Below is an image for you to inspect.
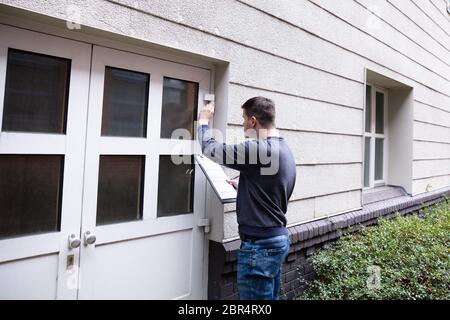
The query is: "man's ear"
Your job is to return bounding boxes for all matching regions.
[251,116,257,128]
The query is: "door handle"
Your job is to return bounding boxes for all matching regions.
[68,233,81,249]
[83,231,97,246]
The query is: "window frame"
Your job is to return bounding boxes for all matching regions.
[363,83,389,189]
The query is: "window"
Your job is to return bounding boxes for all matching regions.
[363,84,388,188]
[0,155,64,239]
[2,48,71,134]
[160,77,199,139]
[101,66,149,137]
[157,155,195,217]
[96,155,145,225]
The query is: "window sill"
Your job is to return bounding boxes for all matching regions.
[362,185,408,206]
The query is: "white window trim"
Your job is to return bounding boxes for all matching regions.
[363,83,389,190]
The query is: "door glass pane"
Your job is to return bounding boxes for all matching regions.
[96,155,145,225]
[365,85,371,133]
[157,155,194,217]
[160,77,199,139]
[0,155,63,239]
[2,48,71,134]
[375,91,384,134]
[101,67,149,137]
[375,138,384,180]
[364,137,371,187]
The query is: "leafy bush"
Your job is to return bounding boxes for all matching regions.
[298,196,450,300]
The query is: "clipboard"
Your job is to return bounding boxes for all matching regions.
[195,154,237,204]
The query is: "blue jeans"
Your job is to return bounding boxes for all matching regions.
[237,234,290,300]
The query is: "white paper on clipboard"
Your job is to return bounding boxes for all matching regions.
[195,154,237,204]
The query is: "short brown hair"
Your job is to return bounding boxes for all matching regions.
[241,96,276,128]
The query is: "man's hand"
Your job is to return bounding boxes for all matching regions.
[198,101,215,126]
[226,177,239,190]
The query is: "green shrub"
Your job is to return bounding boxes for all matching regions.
[298,196,450,300]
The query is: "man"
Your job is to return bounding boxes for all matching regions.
[197,96,296,300]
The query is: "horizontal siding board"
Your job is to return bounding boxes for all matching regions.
[227,47,364,108]
[411,0,450,36]
[429,0,450,22]
[111,0,367,83]
[414,101,450,128]
[241,0,450,96]
[414,86,450,113]
[225,126,362,165]
[413,121,450,144]
[311,0,450,80]
[357,0,450,65]
[315,190,361,218]
[283,131,362,165]
[412,175,450,194]
[387,0,450,49]
[387,0,450,65]
[228,83,363,135]
[287,198,316,226]
[291,163,362,201]
[413,159,450,179]
[413,140,450,159]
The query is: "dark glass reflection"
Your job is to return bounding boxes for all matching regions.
[157,155,194,217]
[375,138,384,180]
[96,155,145,225]
[2,49,71,134]
[160,77,198,139]
[375,92,384,134]
[0,155,64,239]
[101,67,149,137]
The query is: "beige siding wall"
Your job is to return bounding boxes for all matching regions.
[2,0,449,240]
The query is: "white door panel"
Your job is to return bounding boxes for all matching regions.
[0,25,91,299]
[78,45,209,299]
[82,230,193,299]
[0,254,59,300]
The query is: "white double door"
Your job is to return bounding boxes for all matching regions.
[0,25,210,299]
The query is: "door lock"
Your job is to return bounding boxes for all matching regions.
[83,231,97,246]
[68,233,81,249]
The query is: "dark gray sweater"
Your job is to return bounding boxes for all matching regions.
[198,124,296,239]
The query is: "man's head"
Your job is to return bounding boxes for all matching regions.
[241,96,276,138]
